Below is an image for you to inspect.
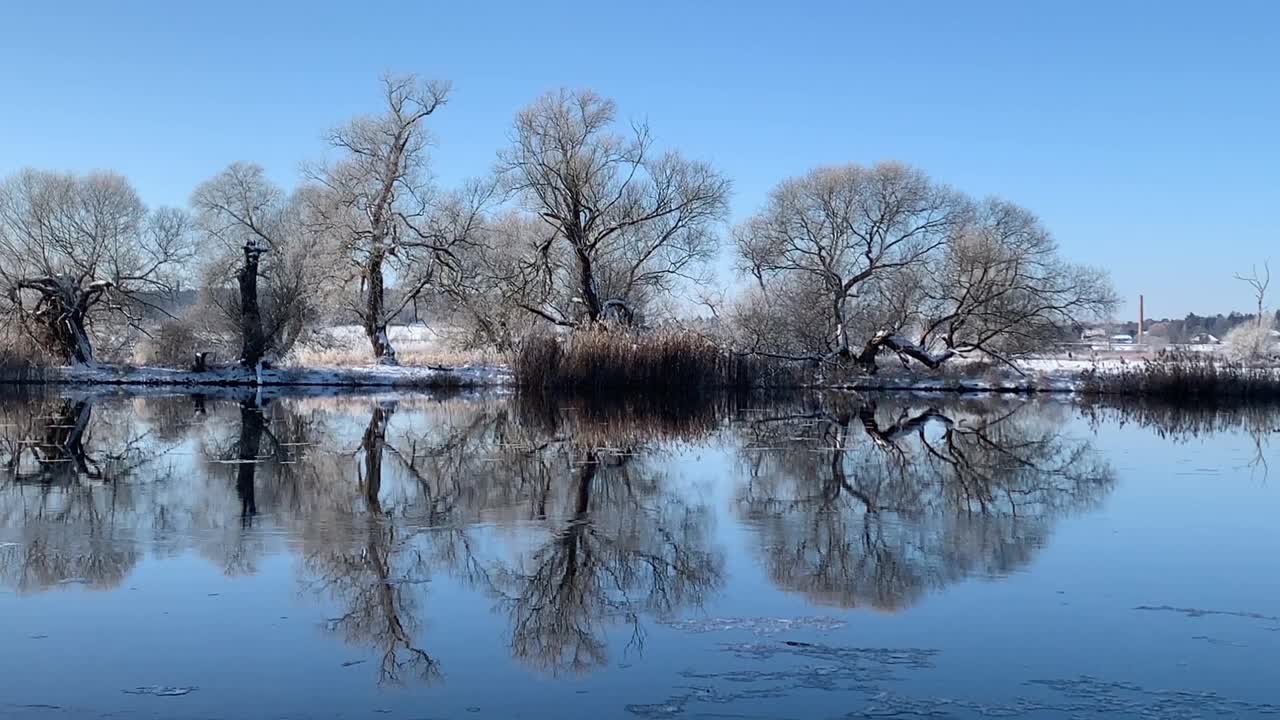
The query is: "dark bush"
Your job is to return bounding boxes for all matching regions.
[0,336,50,383]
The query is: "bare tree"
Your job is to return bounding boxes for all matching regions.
[192,163,331,367]
[1235,261,1271,327]
[0,169,194,364]
[737,398,1114,609]
[442,210,547,351]
[857,198,1117,372]
[734,162,968,362]
[734,164,1116,373]
[497,89,730,327]
[304,73,455,364]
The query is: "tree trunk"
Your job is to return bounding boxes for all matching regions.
[831,295,851,359]
[361,401,396,514]
[575,248,602,323]
[364,252,398,365]
[236,400,264,521]
[238,243,267,368]
[62,312,95,365]
[14,277,100,364]
[44,301,94,364]
[857,330,956,374]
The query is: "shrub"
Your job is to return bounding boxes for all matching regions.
[137,318,221,369]
[1224,322,1280,364]
[0,335,50,382]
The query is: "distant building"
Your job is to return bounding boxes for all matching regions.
[1189,333,1220,344]
[1109,334,1135,344]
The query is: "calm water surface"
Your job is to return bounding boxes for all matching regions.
[0,391,1277,719]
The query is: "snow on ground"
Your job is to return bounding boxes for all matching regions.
[288,324,491,367]
[51,361,510,388]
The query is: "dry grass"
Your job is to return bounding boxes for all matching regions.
[285,325,497,368]
[514,327,774,392]
[288,345,496,368]
[0,336,50,383]
[514,391,738,446]
[1079,351,1280,402]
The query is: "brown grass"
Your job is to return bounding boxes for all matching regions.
[0,337,50,383]
[1079,351,1280,402]
[514,327,776,392]
[287,345,495,368]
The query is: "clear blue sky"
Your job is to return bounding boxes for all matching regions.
[2,0,1276,318]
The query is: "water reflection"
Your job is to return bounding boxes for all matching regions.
[5,390,1261,687]
[737,397,1115,609]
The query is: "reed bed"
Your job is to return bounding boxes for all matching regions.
[1079,352,1280,402]
[514,327,781,392]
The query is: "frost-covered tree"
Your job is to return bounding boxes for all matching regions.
[734,162,968,362]
[192,162,333,367]
[497,89,730,327]
[734,163,1116,373]
[0,169,194,364]
[304,74,466,364]
[1224,321,1279,363]
[857,198,1117,371]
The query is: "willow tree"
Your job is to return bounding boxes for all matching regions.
[735,162,967,361]
[192,162,331,367]
[858,198,1117,371]
[497,89,730,327]
[734,163,1115,373]
[0,169,194,364]
[305,74,455,364]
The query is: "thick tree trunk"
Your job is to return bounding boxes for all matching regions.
[62,313,95,365]
[236,400,264,521]
[361,401,396,514]
[575,249,602,323]
[238,243,267,368]
[364,252,398,365]
[857,330,956,374]
[15,276,106,364]
[831,296,851,359]
[35,304,95,364]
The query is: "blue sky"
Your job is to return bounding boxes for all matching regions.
[2,0,1276,317]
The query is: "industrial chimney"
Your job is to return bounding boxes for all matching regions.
[1138,294,1144,346]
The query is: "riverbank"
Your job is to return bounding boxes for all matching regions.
[30,362,512,388]
[5,353,1278,401]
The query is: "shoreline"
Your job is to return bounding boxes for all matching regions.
[1,360,1275,401]
[4,363,514,389]
[1,362,1084,395]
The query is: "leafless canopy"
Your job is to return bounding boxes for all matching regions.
[884,198,1118,371]
[733,162,1116,372]
[304,73,475,363]
[496,89,730,327]
[734,162,968,360]
[192,162,332,365]
[0,169,195,363]
[1234,261,1271,327]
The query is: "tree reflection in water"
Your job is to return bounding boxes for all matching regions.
[738,396,1116,609]
[0,395,178,592]
[6,390,1248,684]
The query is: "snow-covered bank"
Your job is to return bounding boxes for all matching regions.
[831,373,1080,394]
[45,362,511,388]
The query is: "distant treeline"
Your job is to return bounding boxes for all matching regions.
[1110,311,1280,343]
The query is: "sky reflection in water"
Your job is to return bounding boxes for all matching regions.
[0,391,1277,719]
